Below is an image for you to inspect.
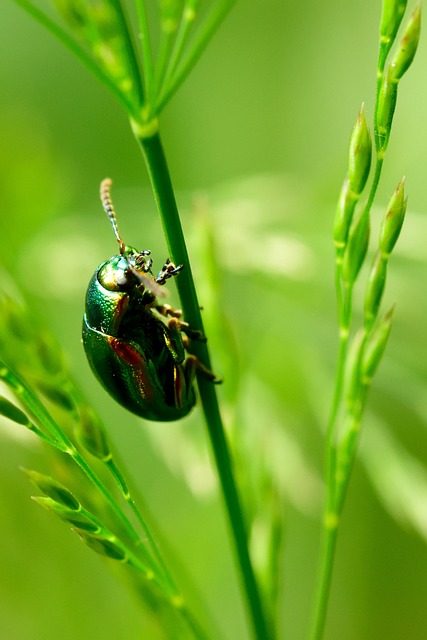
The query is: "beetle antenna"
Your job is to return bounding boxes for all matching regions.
[100,178,126,255]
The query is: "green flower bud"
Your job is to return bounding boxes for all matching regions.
[0,396,29,426]
[389,4,421,82]
[333,177,358,247]
[375,71,398,152]
[379,177,407,256]
[364,252,388,324]
[342,210,370,285]
[75,406,111,461]
[77,532,127,561]
[23,469,80,511]
[380,0,408,45]
[348,104,372,196]
[362,307,394,381]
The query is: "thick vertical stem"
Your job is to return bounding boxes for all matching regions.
[136,130,271,640]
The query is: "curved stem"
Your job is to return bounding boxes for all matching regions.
[136,130,271,640]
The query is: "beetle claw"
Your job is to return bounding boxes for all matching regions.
[185,355,222,384]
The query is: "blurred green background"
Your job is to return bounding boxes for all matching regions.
[1,1,427,639]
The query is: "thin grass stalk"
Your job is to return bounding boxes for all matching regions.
[136,129,271,640]
[135,0,154,95]
[158,1,197,103]
[155,0,235,112]
[110,0,145,107]
[13,0,137,116]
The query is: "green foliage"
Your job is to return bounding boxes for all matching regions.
[1,1,426,640]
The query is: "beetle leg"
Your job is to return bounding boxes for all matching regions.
[159,317,186,364]
[156,259,184,285]
[184,355,222,384]
[155,303,182,319]
[166,317,207,343]
[155,305,207,342]
[165,319,220,383]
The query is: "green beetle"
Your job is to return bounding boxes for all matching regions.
[82,178,217,421]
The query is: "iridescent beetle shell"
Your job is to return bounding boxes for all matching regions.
[82,179,216,421]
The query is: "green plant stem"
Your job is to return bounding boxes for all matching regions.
[136,130,271,640]
[310,514,339,640]
[310,283,351,640]
[311,150,386,639]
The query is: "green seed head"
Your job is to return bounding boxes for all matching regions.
[362,307,394,381]
[32,496,100,533]
[24,470,80,511]
[77,532,127,561]
[364,253,388,325]
[0,396,29,426]
[343,210,370,285]
[75,406,111,461]
[375,71,398,152]
[348,104,372,196]
[379,177,407,256]
[333,177,358,247]
[389,4,421,82]
[380,0,408,44]
[345,330,365,408]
